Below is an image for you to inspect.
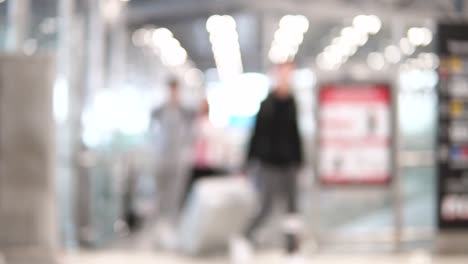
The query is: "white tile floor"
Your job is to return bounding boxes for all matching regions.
[62,250,468,264]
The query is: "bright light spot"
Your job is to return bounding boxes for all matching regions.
[385,45,402,64]
[269,45,290,64]
[184,68,205,87]
[279,15,296,30]
[316,52,341,70]
[0,0,5,3]
[206,15,222,32]
[352,14,381,35]
[421,28,433,46]
[407,58,424,69]
[207,15,243,80]
[155,37,181,51]
[353,15,369,33]
[279,15,309,33]
[206,73,270,127]
[408,27,432,47]
[332,37,341,45]
[274,29,304,46]
[81,88,152,147]
[161,46,187,66]
[294,68,316,88]
[102,0,122,22]
[367,15,382,34]
[418,52,440,69]
[400,37,415,55]
[148,27,189,67]
[206,15,236,33]
[296,15,310,33]
[152,28,173,43]
[341,27,362,46]
[408,27,424,46]
[367,52,385,70]
[358,33,368,46]
[132,28,150,46]
[223,15,237,30]
[269,14,309,63]
[53,77,69,123]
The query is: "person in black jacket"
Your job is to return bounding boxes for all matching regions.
[244,62,303,252]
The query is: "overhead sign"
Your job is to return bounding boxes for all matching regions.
[437,23,468,229]
[318,84,392,185]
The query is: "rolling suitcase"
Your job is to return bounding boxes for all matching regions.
[177,176,257,255]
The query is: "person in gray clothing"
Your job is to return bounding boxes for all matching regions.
[150,79,194,243]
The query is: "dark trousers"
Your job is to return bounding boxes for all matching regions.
[245,162,298,239]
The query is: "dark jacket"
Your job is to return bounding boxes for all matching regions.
[247,92,303,167]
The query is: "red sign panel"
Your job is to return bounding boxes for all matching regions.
[318,84,392,185]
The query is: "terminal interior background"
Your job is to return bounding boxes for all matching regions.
[0,0,467,263]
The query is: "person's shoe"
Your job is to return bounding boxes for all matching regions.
[229,236,254,264]
[282,215,303,254]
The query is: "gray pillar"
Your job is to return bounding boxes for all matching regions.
[6,0,31,52]
[390,17,404,252]
[87,0,106,95]
[108,6,128,90]
[0,55,57,264]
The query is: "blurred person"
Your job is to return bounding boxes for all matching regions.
[149,78,195,248]
[181,98,232,208]
[234,62,304,258]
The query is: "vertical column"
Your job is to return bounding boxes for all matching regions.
[87,0,106,95]
[0,55,57,264]
[108,2,128,90]
[391,16,404,252]
[76,0,108,245]
[56,0,79,249]
[6,0,31,52]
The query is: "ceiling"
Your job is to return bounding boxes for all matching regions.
[126,0,465,72]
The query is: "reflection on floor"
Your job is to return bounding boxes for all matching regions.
[63,251,468,264]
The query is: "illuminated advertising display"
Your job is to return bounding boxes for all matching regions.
[318,84,392,185]
[437,23,468,229]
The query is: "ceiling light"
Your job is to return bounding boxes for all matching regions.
[162,46,187,67]
[206,15,222,33]
[352,15,381,35]
[296,15,310,33]
[152,28,173,43]
[418,52,440,69]
[385,45,402,64]
[367,15,382,35]
[132,28,149,46]
[408,27,425,46]
[269,46,290,64]
[341,27,361,46]
[400,37,415,55]
[207,14,243,80]
[352,15,369,33]
[269,14,308,63]
[421,28,433,46]
[316,52,340,70]
[368,52,385,70]
[279,15,309,33]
